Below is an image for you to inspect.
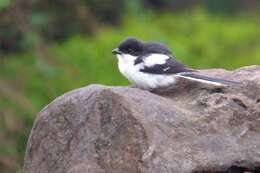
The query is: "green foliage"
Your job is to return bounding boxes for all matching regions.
[0,10,259,172]
[0,0,10,9]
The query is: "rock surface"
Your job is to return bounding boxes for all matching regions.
[23,66,260,173]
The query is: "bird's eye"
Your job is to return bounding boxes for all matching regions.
[128,48,133,53]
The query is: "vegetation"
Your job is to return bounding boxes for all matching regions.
[0,9,259,173]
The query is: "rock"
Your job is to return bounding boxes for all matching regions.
[23,65,260,173]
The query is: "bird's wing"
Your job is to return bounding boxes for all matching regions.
[139,54,192,74]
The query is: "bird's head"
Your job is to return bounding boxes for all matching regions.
[112,37,172,60]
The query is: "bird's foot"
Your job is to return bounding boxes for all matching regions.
[129,84,139,88]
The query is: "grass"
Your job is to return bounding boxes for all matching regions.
[0,9,259,173]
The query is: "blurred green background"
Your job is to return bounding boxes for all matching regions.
[0,0,259,172]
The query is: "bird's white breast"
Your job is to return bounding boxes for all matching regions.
[116,54,176,89]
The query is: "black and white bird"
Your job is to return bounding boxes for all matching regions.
[112,37,238,90]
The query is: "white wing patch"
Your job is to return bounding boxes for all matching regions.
[144,54,169,67]
[163,67,170,71]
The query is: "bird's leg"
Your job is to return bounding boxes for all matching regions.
[129,84,139,88]
[129,84,154,92]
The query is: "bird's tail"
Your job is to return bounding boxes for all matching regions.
[175,72,240,86]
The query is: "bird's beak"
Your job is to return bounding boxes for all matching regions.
[112,48,122,55]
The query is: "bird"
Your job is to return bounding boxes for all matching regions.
[112,37,239,90]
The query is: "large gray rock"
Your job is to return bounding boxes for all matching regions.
[23,66,260,173]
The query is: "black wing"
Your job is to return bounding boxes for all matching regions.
[140,56,193,74]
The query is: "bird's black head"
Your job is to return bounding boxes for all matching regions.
[112,37,172,57]
[112,37,143,56]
